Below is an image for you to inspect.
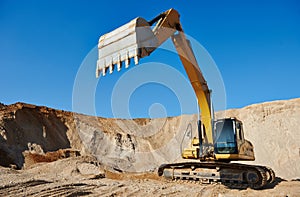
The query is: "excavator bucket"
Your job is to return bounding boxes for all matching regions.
[96,17,158,77]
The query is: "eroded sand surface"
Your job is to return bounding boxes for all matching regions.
[0,158,299,197]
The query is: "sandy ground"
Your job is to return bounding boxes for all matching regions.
[0,157,300,197]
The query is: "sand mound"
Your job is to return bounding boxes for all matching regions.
[0,98,299,180]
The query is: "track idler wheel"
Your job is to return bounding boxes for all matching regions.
[246,167,267,189]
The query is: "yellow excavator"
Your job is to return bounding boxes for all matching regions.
[96,8,275,189]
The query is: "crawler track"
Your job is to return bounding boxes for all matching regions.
[158,162,275,189]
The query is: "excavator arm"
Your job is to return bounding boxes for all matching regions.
[96,9,214,154]
[171,32,213,147]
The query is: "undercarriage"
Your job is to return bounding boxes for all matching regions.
[158,162,275,189]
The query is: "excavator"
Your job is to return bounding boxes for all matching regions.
[95,8,275,189]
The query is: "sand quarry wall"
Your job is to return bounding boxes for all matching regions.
[0,98,299,180]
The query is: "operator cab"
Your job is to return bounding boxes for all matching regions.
[214,118,244,154]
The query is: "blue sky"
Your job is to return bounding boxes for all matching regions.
[1,1,299,118]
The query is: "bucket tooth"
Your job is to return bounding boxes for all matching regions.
[117,61,122,71]
[125,53,130,68]
[96,69,100,78]
[102,68,106,76]
[125,58,130,68]
[117,55,122,71]
[134,55,139,65]
[96,63,101,78]
[109,65,114,74]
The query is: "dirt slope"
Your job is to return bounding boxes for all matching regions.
[0,103,84,168]
[0,98,300,181]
